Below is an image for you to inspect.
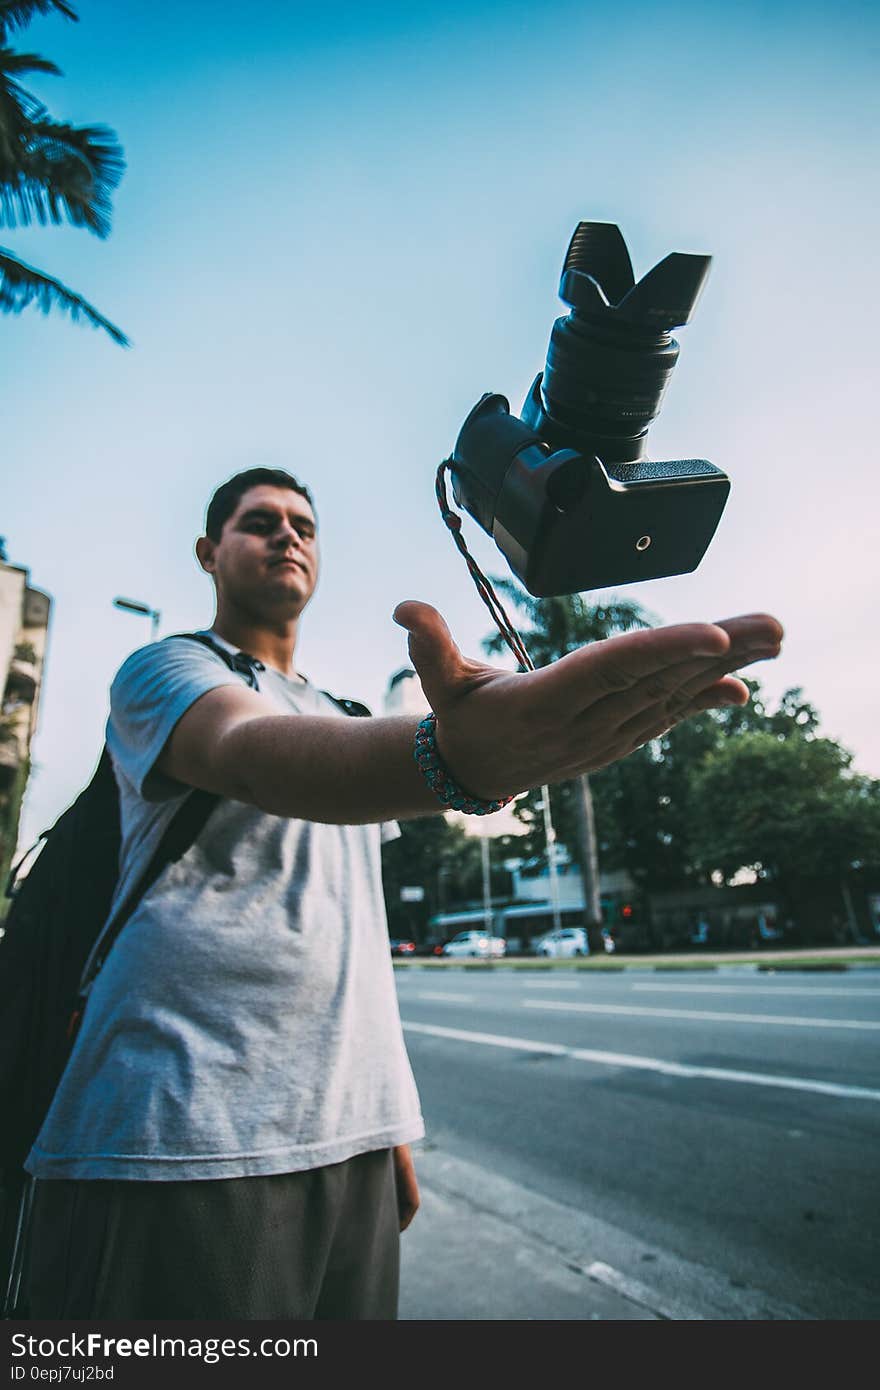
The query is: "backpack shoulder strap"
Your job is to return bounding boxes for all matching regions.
[170,632,263,690]
[6,832,49,899]
[322,693,372,718]
[178,633,369,718]
[81,634,262,988]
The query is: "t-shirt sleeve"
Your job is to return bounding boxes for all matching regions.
[106,638,249,802]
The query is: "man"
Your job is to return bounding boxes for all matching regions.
[23,467,783,1319]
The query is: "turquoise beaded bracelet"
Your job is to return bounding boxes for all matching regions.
[413,714,515,816]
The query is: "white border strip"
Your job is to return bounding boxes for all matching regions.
[402,1020,880,1102]
[632,984,880,998]
[523,999,880,1030]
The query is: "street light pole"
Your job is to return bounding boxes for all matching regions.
[540,784,562,932]
[481,834,492,936]
[113,596,161,642]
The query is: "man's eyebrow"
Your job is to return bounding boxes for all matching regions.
[238,506,316,529]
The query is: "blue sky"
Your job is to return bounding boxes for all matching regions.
[4,0,879,846]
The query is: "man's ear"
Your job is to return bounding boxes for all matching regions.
[195,535,216,575]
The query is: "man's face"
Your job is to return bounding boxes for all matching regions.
[200,484,319,617]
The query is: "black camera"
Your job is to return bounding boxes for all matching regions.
[450,222,730,597]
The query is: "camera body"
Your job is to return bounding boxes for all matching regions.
[450,222,730,597]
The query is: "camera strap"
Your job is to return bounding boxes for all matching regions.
[435,459,534,672]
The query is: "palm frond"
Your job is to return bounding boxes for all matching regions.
[0,3,77,39]
[0,54,59,172]
[0,244,128,343]
[487,575,545,623]
[0,47,61,77]
[0,58,50,139]
[482,575,656,666]
[0,118,124,233]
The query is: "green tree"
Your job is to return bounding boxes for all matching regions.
[483,580,654,944]
[688,732,880,929]
[590,681,823,893]
[0,0,127,342]
[0,749,29,917]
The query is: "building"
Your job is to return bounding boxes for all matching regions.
[507,853,636,910]
[0,555,52,893]
[383,667,430,717]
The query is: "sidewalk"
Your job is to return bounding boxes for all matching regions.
[399,1147,659,1321]
[399,1147,800,1321]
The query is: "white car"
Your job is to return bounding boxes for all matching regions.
[533,927,589,958]
[441,930,506,959]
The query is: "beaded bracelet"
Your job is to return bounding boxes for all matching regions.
[413,713,515,816]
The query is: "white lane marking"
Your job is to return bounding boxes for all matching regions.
[518,978,581,988]
[401,1021,880,1102]
[632,983,880,998]
[523,1000,880,1031]
[583,1261,670,1315]
[415,991,475,1004]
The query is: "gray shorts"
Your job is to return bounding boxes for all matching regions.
[24,1148,400,1320]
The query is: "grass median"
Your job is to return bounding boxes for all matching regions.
[392,948,880,972]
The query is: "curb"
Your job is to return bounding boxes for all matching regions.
[394,955,880,973]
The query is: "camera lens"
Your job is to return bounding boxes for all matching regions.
[541,312,679,463]
[531,223,710,465]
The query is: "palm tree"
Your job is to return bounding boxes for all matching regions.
[0,0,128,343]
[484,580,655,943]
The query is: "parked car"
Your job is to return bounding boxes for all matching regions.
[532,927,589,959]
[441,930,506,959]
[389,939,416,957]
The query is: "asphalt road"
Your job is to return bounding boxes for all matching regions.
[395,966,880,1319]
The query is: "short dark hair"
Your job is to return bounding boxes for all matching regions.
[205,468,316,542]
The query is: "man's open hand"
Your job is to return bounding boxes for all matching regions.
[393,602,784,802]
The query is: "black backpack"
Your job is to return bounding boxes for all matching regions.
[0,633,368,1315]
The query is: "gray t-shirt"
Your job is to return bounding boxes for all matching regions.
[26,633,424,1181]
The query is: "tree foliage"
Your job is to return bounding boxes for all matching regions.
[0,0,128,341]
[587,681,824,891]
[480,571,869,905]
[689,733,880,889]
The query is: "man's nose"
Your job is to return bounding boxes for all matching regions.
[273,524,303,551]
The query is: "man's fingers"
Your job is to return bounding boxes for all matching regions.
[392,1143,420,1232]
[567,677,750,775]
[536,622,731,716]
[399,1199,419,1232]
[392,601,475,712]
[613,675,750,751]
[393,599,451,646]
[535,613,782,721]
[564,675,748,775]
[713,613,785,649]
[597,617,782,732]
[576,642,765,731]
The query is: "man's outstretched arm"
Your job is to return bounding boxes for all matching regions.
[156,603,783,824]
